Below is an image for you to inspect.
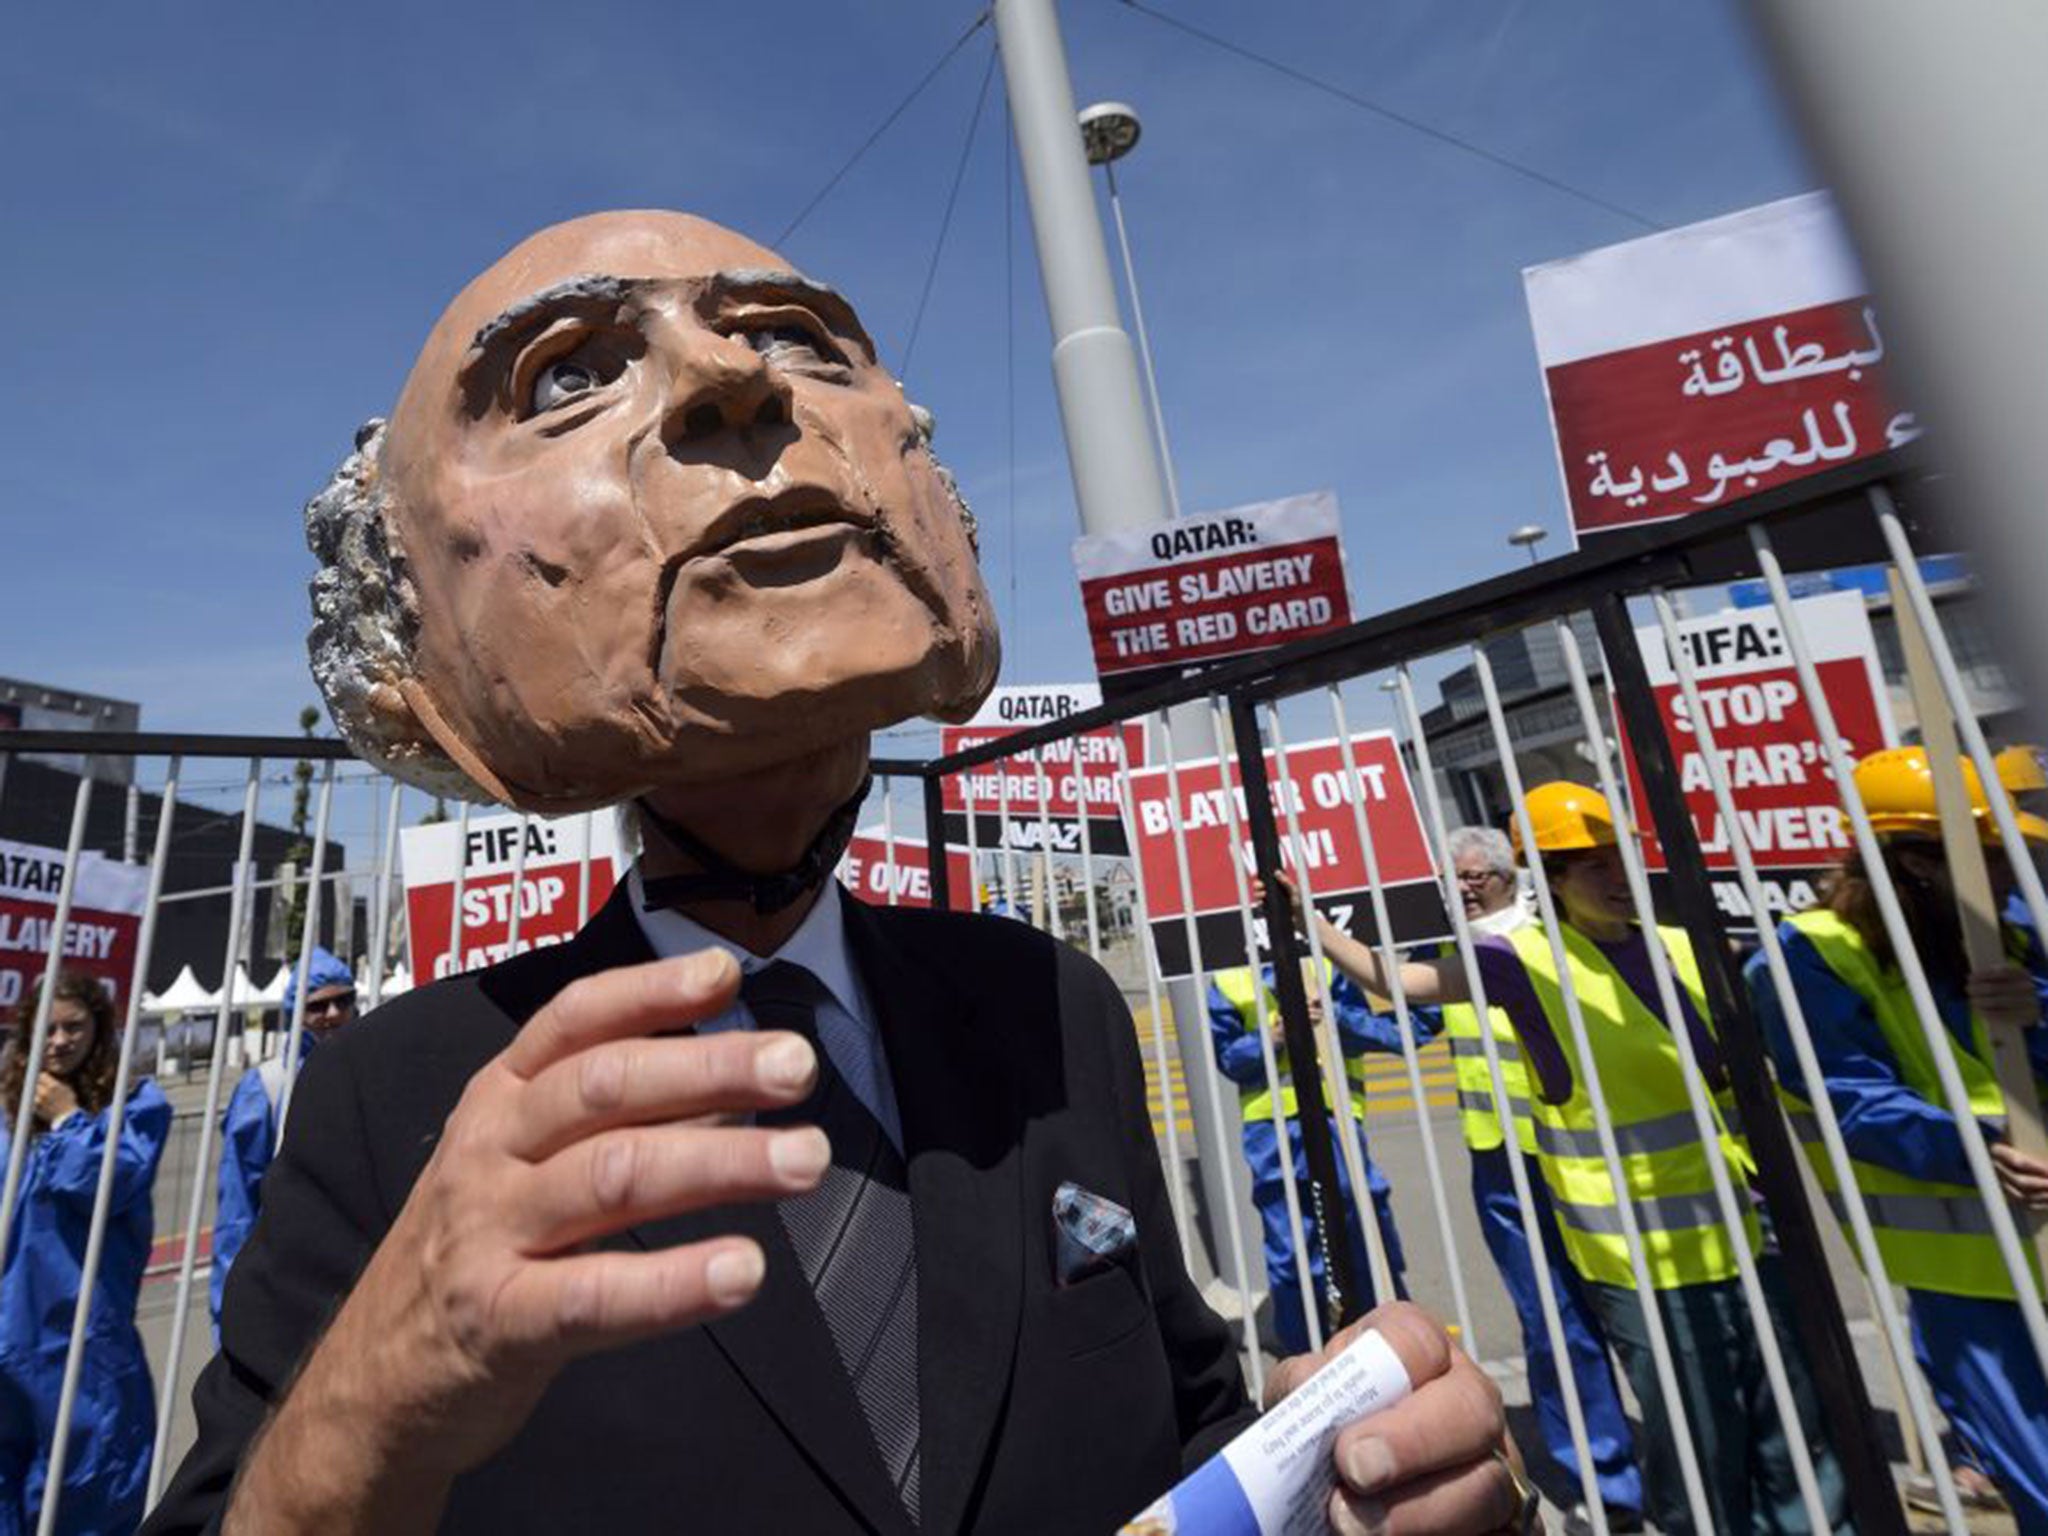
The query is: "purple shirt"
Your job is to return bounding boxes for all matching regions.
[1472,929,1725,1105]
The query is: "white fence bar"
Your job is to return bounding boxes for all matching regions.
[1753,525,2048,1373]
[1030,749,1065,940]
[365,780,404,1007]
[881,776,899,909]
[0,772,95,1261]
[575,808,594,928]
[274,762,337,1142]
[150,756,264,1502]
[1394,668,1612,1531]
[1475,647,1715,1533]
[1156,710,1266,1396]
[445,801,472,981]
[38,758,182,1536]
[1327,683,1478,1353]
[1070,741,1102,956]
[996,754,1021,923]
[1208,697,1326,1352]
[1262,702,1396,1310]
[961,762,984,914]
[503,812,534,954]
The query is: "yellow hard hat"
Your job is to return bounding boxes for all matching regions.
[1853,745,2048,847]
[1514,781,1618,855]
[1996,744,2048,795]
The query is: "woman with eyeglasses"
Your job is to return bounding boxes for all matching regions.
[211,947,357,1330]
[0,969,170,1535]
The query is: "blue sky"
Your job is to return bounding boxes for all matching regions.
[2,0,1813,828]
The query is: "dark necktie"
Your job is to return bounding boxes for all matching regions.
[747,962,922,1523]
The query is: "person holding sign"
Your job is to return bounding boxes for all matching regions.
[210,947,358,1331]
[1206,957,1426,1353]
[1749,746,2048,1531]
[146,210,1526,1536]
[1280,783,1848,1535]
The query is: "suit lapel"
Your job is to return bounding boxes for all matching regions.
[845,900,1025,1536]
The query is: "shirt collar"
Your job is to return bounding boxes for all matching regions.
[628,866,869,1026]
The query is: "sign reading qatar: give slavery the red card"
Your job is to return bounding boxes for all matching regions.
[1072,492,1352,695]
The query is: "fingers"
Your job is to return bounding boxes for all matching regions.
[1331,1347,1503,1506]
[501,951,742,1080]
[1327,1450,1520,1536]
[507,1029,818,1161]
[487,1237,770,1363]
[1991,1142,2048,1207]
[1263,1301,1452,1409]
[518,1122,830,1252]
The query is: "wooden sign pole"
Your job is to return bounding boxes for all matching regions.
[1891,571,2048,1263]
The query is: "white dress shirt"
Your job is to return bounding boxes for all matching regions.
[629,868,903,1151]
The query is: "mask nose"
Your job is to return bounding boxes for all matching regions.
[659,329,795,447]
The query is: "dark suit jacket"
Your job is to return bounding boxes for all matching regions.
[146,889,1253,1533]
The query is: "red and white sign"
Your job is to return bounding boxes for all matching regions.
[1623,591,1896,879]
[1073,492,1352,690]
[1525,192,1919,543]
[837,829,973,911]
[1124,733,1446,977]
[402,812,621,982]
[0,838,147,1017]
[940,684,1145,856]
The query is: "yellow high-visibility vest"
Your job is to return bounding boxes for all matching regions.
[1213,960,1368,1123]
[1507,922,1759,1290]
[1442,941,1537,1156]
[1780,907,2044,1300]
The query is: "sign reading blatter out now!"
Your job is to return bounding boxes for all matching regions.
[1072,492,1353,696]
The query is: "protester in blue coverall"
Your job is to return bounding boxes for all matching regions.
[1207,954,1433,1354]
[1751,747,2048,1533]
[0,969,170,1536]
[210,948,356,1330]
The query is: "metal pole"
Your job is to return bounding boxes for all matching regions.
[445,802,472,981]
[1031,750,1065,940]
[503,813,534,954]
[39,758,182,1536]
[274,763,337,1141]
[881,777,899,909]
[150,757,263,1503]
[1223,694,1359,1336]
[1102,161,1182,520]
[1070,740,1102,955]
[923,774,952,913]
[1592,592,1906,1535]
[366,780,403,1007]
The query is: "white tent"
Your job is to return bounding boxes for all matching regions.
[379,963,414,999]
[253,964,292,1009]
[144,965,217,1015]
[216,963,258,1010]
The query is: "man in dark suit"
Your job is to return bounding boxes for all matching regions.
[145,210,1523,1534]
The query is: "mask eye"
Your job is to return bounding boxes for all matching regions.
[738,320,850,381]
[531,358,600,414]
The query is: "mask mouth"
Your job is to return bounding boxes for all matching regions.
[686,484,871,563]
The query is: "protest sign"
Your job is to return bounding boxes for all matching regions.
[837,829,973,911]
[1073,493,1352,695]
[1525,191,1916,544]
[1623,590,1896,926]
[0,838,147,1016]
[402,812,620,981]
[939,684,1145,856]
[1124,733,1446,978]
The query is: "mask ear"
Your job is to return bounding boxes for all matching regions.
[394,677,521,806]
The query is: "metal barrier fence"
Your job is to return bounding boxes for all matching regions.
[4,446,2043,1532]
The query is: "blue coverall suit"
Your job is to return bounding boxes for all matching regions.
[1207,966,1432,1355]
[212,947,351,1329]
[1751,922,2048,1533]
[0,1079,170,1536]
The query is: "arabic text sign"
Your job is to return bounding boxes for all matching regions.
[1073,493,1352,686]
[1623,591,1895,876]
[0,838,147,1016]
[402,812,620,981]
[1124,733,1447,978]
[837,830,973,911]
[1525,192,1917,542]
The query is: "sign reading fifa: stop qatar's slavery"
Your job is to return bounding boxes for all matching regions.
[1124,733,1447,979]
[939,684,1145,856]
[402,812,622,981]
[1525,192,1919,544]
[837,829,974,911]
[1622,591,1897,926]
[0,838,148,1016]
[1073,493,1352,696]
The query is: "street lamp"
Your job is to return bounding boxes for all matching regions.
[1078,100,1183,518]
[1508,524,1549,565]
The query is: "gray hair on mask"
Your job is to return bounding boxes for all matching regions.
[1446,824,1516,877]
[303,419,494,803]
